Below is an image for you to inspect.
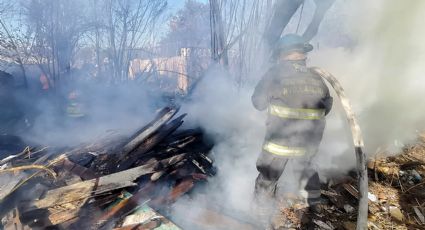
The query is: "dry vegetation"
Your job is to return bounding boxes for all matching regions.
[274,135,425,230]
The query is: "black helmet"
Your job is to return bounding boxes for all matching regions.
[274,34,313,54]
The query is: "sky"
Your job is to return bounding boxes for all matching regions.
[157,0,208,40]
[169,0,208,13]
[169,1,185,12]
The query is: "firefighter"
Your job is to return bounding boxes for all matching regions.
[66,90,86,118]
[252,34,333,226]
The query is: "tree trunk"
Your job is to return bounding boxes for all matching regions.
[209,0,228,67]
[264,0,303,48]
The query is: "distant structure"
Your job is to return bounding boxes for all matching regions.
[129,47,210,93]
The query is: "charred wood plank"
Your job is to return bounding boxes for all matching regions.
[150,159,188,181]
[31,163,158,210]
[94,154,190,228]
[161,135,199,150]
[116,205,182,230]
[61,156,97,180]
[88,107,179,174]
[155,153,187,171]
[160,129,203,146]
[115,114,186,172]
[139,134,208,163]
[66,132,127,158]
[122,107,179,155]
[113,220,161,230]
[68,152,96,167]
[21,154,187,227]
[19,168,151,227]
[137,147,182,163]
[144,153,188,182]
[149,178,195,208]
[94,182,156,229]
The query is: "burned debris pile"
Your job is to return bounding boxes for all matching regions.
[0,106,215,229]
[275,136,425,230]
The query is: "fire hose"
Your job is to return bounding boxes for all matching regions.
[311,67,368,230]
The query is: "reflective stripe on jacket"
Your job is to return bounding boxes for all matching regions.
[269,104,325,120]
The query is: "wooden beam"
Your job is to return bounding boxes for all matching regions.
[33,163,157,210]
[122,107,179,155]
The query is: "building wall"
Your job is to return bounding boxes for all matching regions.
[129,48,210,93]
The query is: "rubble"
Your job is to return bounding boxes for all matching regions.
[389,206,404,222]
[0,106,216,229]
[1,106,424,230]
[413,206,425,224]
[280,135,425,229]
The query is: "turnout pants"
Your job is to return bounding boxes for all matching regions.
[254,150,321,205]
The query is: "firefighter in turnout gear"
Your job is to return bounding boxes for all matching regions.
[252,34,333,226]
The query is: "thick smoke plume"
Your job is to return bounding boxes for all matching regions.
[171,0,425,224]
[311,0,425,168]
[23,83,163,147]
[2,0,425,228]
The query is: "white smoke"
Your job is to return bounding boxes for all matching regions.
[310,0,425,170]
[23,83,161,147]
[183,66,264,212]
[3,0,424,227]
[173,1,425,225]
